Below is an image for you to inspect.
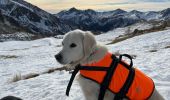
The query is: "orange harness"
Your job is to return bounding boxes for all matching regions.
[66,52,155,100]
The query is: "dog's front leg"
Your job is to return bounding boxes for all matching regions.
[77,74,99,100]
[77,74,128,100]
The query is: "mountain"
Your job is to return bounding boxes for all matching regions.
[0,0,72,36]
[160,8,170,20]
[56,8,133,33]
[0,0,170,39]
[55,8,170,33]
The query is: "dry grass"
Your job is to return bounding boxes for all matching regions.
[42,67,67,74]
[0,55,18,59]
[149,49,158,52]
[9,48,29,51]
[10,66,67,83]
[10,73,22,83]
[165,45,170,49]
[10,73,39,83]
[109,21,169,45]
[23,73,39,79]
[108,35,133,44]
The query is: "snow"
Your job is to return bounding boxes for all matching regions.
[128,22,153,32]
[95,28,127,44]
[0,29,170,100]
[107,29,170,99]
[95,22,153,44]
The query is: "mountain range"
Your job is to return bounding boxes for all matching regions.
[55,7,170,33]
[0,0,170,37]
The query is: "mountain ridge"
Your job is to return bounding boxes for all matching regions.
[55,7,170,32]
[0,0,170,39]
[0,0,73,36]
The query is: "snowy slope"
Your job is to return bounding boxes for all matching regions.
[96,22,154,44]
[0,29,170,100]
[107,29,170,99]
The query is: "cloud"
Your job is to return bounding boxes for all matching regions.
[129,0,170,3]
[25,0,170,13]
[145,0,170,2]
[97,2,134,5]
[96,0,170,6]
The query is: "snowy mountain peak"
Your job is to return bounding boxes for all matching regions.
[68,7,79,12]
[162,8,170,12]
[0,0,72,36]
[161,8,170,18]
[130,10,143,14]
[56,8,170,33]
[84,9,96,14]
[65,7,97,15]
[112,8,127,14]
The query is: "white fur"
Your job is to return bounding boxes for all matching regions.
[56,29,164,100]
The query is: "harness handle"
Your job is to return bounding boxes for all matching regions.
[119,54,133,68]
[114,54,135,100]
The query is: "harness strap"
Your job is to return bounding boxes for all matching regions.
[114,54,135,100]
[114,67,135,100]
[98,55,119,100]
[66,54,135,100]
[66,64,80,96]
[66,65,110,96]
[78,66,109,71]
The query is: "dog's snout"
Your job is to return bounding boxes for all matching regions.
[55,53,62,61]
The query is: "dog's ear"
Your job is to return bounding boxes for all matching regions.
[82,31,96,58]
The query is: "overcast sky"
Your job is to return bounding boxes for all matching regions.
[25,0,170,13]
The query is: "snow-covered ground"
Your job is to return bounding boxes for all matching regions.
[0,29,170,100]
[96,22,154,44]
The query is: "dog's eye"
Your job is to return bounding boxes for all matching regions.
[70,43,77,48]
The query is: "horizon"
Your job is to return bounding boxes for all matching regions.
[25,0,170,14]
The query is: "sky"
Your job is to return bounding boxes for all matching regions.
[25,0,170,13]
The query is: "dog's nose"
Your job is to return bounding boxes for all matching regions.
[55,53,62,61]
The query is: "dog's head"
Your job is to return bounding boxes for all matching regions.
[55,29,96,65]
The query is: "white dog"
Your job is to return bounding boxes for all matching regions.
[55,29,164,100]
